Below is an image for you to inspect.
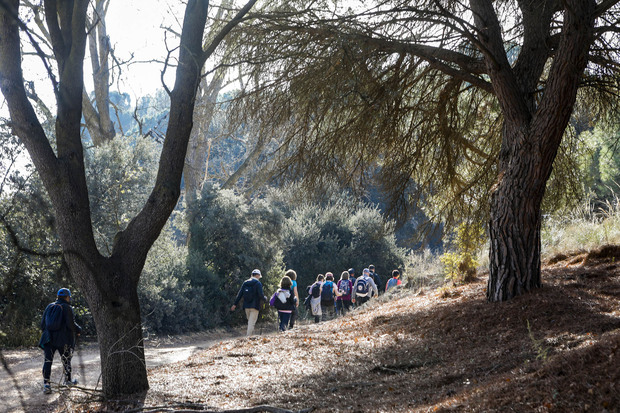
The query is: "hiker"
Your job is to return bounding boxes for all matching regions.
[39,288,82,394]
[321,272,337,320]
[348,268,357,308]
[231,269,268,336]
[369,265,384,295]
[285,269,299,329]
[270,276,297,332]
[348,268,356,281]
[336,270,353,316]
[352,268,378,307]
[386,269,402,292]
[308,274,324,323]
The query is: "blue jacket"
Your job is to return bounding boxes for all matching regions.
[40,299,82,348]
[233,278,266,310]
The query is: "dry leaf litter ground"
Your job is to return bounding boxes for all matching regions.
[60,247,620,412]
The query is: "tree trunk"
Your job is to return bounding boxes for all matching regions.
[90,270,147,397]
[487,127,547,301]
[479,0,595,302]
[63,250,148,397]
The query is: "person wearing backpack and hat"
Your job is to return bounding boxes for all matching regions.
[231,269,268,336]
[352,268,378,307]
[39,288,82,394]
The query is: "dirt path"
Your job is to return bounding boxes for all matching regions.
[0,330,243,413]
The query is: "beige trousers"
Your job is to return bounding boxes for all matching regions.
[244,308,260,336]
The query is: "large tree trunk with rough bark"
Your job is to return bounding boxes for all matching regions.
[478,0,596,301]
[487,127,546,301]
[86,266,147,396]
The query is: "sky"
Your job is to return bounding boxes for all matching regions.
[0,1,187,170]
[0,0,184,118]
[104,0,183,99]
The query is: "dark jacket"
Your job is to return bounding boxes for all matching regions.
[233,277,266,310]
[371,272,383,293]
[40,299,82,348]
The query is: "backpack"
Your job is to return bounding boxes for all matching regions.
[355,277,369,296]
[45,303,64,331]
[386,278,399,291]
[338,280,351,296]
[321,281,334,302]
[273,290,294,310]
[310,283,321,298]
[242,280,257,303]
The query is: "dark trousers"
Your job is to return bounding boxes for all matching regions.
[336,299,352,315]
[289,306,297,329]
[355,295,370,306]
[278,311,292,331]
[321,302,335,321]
[42,344,73,383]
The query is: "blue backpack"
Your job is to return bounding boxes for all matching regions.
[386,278,399,291]
[321,281,334,302]
[45,303,64,331]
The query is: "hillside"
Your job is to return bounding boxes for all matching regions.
[74,247,619,412]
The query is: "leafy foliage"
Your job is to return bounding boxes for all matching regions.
[186,184,284,326]
[440,223,484,284]
[0,130,65,346]
[85,135,159,254]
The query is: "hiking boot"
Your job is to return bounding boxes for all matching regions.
[43,384,52,394]
[64,379,78,386]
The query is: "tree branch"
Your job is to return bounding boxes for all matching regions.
[200,0,259,65]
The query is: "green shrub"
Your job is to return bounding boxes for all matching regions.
[440,223,484,284]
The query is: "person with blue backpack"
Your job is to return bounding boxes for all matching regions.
[320,272,338,320]
[39,288,82,394]
[231,269,268,336]
[335,270,353,316]
[352,268,378,307]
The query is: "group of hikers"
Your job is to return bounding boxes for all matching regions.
[36,266,402,394]
[231,265,403,335]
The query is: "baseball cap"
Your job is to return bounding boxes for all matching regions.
[57,288,71,297]
[348,268,355,274]
[251,269,261,276]
[363,268,370,274]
